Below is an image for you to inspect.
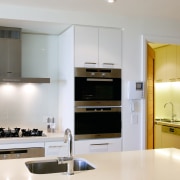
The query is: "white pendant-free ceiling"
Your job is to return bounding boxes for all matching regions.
[105,0,116,3]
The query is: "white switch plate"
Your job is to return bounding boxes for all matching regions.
[131,113,138,124]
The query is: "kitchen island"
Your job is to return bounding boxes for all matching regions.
[1,148,180,180]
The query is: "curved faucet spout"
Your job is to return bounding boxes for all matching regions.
[64,128,73,157]
[164,102,175,122]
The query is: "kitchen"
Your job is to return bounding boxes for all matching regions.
[149,44,180,149]
[1,0,180,179]
[0,0,180,151]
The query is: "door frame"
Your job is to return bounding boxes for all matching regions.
[141,34,180,149]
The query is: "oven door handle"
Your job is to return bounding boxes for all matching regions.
[86,78,113,82]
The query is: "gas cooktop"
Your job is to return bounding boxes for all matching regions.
[0,128,44,138]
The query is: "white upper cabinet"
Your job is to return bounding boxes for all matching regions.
[74,26,98,68]
[98,28,122,68]
[74,25,122,69]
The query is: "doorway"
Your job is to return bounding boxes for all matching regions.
[141,35,180,149]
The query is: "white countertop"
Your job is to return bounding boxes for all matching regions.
[1,148,180,180]
[155,120,180,128]
[0,132,64,145]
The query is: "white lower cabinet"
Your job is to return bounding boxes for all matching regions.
[45,141,68,157]
[74,138,122,155]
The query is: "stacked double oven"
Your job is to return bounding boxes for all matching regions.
[75,67,121,140]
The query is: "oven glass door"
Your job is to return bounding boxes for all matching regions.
[75,77,121,101]
[75,110,121,140]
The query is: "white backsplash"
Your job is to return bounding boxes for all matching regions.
[155,82,180,120]
[0,33,59,131]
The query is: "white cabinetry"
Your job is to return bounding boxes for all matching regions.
[0,142,44,149]
[74,25,122,68]
[74,138,122,155]
[59,26,122,154]
[45,141,68,157]
[74,26,98,68]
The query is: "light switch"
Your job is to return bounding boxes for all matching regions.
[131,113,138,124]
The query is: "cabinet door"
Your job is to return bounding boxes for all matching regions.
[99,28,122,69]
[45,141,68,157]
[166,45,177,81]
[74,138,122,155]
[74,26,98,68]
[176,45,180,80]
[155,47,167,82]
[154,124,162,148]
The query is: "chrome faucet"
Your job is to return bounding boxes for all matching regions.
[64,128,73,157]
[164,102,176,122]
[57,128,74,175]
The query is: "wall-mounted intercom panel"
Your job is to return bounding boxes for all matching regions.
[128,81,144,100]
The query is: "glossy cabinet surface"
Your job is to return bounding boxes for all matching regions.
[74,138,122,155]
[155,45,180,82]
[154,124,162,148]
[45,141,68,157]
[74,25,122,69]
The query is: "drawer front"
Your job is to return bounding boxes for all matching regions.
[45,141,68,157]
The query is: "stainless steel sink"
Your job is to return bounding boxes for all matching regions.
[25,158,95,174]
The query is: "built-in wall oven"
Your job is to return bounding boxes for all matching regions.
[75,68,121,140]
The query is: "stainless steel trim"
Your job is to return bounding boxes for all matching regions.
[75,133,121,140]
[75,101,121,107]
[75,67,121,78]
[75,106,121,112]
[1,77,50,83]
[0,147,45,160]
[86,78,113,82]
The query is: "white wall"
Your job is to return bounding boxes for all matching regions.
[1,5,180,150]
[0,33,59,131]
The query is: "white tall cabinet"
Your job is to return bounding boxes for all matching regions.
[58,25,122,155]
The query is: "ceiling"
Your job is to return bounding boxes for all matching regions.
[0,0,180,35]
[1,0,180,20]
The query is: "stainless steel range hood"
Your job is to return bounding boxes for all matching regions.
[0,27,50,83]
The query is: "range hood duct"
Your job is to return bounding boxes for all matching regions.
[0,27,50,83]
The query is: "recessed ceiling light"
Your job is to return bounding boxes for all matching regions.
[105,0,116,3]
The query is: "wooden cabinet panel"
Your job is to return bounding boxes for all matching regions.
[154,124,162,148]
[176,45,180,79]
[155,47,167,82]
[166,45,177,81]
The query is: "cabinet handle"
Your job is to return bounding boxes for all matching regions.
[169,78,176,81]
[155,79,162,82]
[90,143,109,146]
[103,63,114,66]
[84,62,97,65]
[48,146,63,148]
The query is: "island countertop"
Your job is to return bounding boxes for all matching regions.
[1,148,180,180]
